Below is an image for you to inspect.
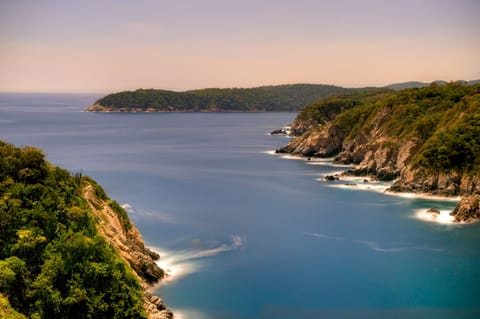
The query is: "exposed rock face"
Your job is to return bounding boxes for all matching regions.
[389,168,480,196]
[451,195,480,223]
[278,124,345,157]
[82,183,173,319]
[278,84,480,223]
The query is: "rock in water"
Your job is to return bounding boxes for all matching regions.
[451,195,480,223]
[426,208,440,215]
[270,129,287,135]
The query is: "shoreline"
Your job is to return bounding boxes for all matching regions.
[269,150,464,225]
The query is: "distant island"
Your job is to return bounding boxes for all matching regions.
[276,82,480,222]
[85,84,370,112]
[0,141,172,319]
[86,80,480,113]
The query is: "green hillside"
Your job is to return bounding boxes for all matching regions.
[281,82,480,195]
[87,84,362,112]
[0,142,147,319]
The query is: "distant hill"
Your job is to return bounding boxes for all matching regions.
[386,80,447,91]
[386,79,479,91]
[85,84,367,112]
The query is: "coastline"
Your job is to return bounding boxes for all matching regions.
[85,104,296,113]
[270,150,465,225]
[81,182,173,319]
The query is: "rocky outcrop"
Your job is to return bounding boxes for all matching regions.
[390,169,480,196]
[277,84,480,223]
[451,195,480,223]
[82,183,173,319]
[270,129,288,135]
[277,124,345,157]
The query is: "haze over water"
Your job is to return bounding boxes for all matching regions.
[1,94,480,319]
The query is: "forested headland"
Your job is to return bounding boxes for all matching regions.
[86,84,365,112]
[0,141,171,319]
[278,82,480,222]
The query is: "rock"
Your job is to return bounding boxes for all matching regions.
[451,195,480,223]
[270,129,287,135]
[363,179,369,183]
[426,208,440,215]
[275,149,287,154]
[302,147,316,157]
[324,175,339,181]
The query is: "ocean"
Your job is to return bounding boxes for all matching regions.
[1,93,479,319]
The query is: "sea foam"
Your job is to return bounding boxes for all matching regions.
[414,209,455,224]
[152,235,245,284]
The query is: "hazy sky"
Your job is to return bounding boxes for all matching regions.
[1,0,479,93]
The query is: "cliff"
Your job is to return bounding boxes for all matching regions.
[278,83,480,222]
[0,141,172,318]
[82,181,173,319]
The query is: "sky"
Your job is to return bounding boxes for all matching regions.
[0,0,479,93]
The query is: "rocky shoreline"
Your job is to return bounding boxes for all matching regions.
[82,183,173,319]
[274,129,479,224]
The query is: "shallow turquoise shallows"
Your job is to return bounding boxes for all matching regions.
[1,93,479,319]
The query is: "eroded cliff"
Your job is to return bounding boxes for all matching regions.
[82,181,173,319]
[278,83,480,222]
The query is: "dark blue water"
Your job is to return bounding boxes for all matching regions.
[1,93,479,319]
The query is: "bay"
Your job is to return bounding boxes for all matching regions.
[1,93,479,319]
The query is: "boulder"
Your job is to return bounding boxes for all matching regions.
[270,129,287,135]
[451,195,480,223]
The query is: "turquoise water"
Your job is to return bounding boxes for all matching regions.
[1,93,479,319]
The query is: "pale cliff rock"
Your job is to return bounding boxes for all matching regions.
[278,124,345,157]
[451,195,480,223]
[82,183,173,319]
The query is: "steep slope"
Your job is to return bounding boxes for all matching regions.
[278,83,480,222]
[86,84,360,112]
[81,180,172,319]
[0,141,171,318]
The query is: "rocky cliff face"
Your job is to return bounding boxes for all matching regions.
[278,84,480,223]
[82,183,173,319]
[451,195,480,223]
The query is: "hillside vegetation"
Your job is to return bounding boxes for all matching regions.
[86,84,363,112]
[0,141,149,318]
[281,83,480,197]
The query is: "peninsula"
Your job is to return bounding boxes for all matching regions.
[0,141,171,319]
[85,84,365,112]
[277,82,480,222]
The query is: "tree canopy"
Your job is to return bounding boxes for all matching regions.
[0,141,147,319]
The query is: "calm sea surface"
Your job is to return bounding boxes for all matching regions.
[1,93,479,319]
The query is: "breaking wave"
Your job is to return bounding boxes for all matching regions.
[152,235,245,284]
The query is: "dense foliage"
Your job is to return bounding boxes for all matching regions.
[294,83,480,174]
[93,84,364,112]
[293,88,391,128]
[0,142,147,319]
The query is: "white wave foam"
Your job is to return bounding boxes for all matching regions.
[121,203,133,211]
[152,235,245,284]
[305,232,443,253]
[324,180,391,193]
[414,209,455,224]
[174,309,208,319]
[385,191,460,202]
[120,203,179,223]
